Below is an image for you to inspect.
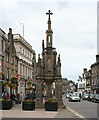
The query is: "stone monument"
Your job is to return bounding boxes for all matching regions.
[35,10,64,108]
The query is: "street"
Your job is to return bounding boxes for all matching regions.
[62,95,97,118]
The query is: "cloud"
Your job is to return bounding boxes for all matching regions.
[0,1,97,82]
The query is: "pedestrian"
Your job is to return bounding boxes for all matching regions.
[10,92,16,107]
[20,92,23,101]
[79,93,81,99]
[2,91,7,99]
[7,92,10,99]
[10,92,15,101]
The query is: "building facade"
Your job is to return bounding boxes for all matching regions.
[83,68,91,92]
[91,55,99,93]
[13,34,35,93]
[0,28,6,77]
[5,28,18,94]
[62,78,70,94]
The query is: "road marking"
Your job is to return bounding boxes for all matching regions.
[66,106,87,119]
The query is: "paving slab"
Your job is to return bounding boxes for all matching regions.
[0,103,78,118]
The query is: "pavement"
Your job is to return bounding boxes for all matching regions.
[0,95,98,119]
[0,103,79,118]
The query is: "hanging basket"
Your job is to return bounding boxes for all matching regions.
[5,84,9,87]
[11,77,18,82]
[27,81,32,84]
[11,87,15,89]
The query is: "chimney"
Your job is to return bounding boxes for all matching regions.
[96,55,99,62]
[9,28,12,33]
[83,68,87,73]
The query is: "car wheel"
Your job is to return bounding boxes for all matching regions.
[79,100,80,102]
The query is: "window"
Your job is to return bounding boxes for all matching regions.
[15,59,18,65]
[11,69,13,78]
[16,71,17,76]
[1,56,4,72]
[30,55,31,59]
[11,56,13,64]
[1,40,3,49]
[7,68,9,79]
[7,54,9,62]
[28,53,29,57]
[23,49,24,55]
[25,51,27,56]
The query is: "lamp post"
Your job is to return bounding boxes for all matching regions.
[20,23,24,39]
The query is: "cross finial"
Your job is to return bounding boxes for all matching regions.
[46,10,53,21]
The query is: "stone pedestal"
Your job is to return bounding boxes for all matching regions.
[46,82,52,98]
[55,80,65,109]
[36,80,43,107]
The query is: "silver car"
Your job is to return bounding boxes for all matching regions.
[66,93,70,98]
[68,94,80,102]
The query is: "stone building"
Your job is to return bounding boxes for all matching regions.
[62,78,70,94]
[33,10,63,108]
[83,68,91,92]
[0,28,6,76]
[0,28,7,94]
[5,28,18,94]
[91,55,99,93]
[13,34,35,94]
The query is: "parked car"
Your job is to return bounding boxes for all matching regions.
[68,94,80,102]
[92,94,99,103]
[66,93,70,98]
[87,94,94,101]
[82,94,88,100]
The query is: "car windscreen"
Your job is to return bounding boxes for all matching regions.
[71,95,79,97]
[95,94,99,98]
[85,94,88,96]
[90,94,94,96]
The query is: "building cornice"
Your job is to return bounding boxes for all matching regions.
[91,61,99,68]
[13,34,35,53]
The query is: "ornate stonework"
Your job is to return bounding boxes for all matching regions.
[34,10,64,108]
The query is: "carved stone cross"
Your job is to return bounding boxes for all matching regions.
[46,10,53,21]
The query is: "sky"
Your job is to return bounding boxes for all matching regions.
[0,0,98,83]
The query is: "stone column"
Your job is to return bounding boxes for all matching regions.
[27,66,28,77]
[28,67,30,76]
[21,64,23,77]
[18,61,20,74]
[46,82,52,98]
[26,66,27,77]
[55,80,63,105]
[36,80,43,107]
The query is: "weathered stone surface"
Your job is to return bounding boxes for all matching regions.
[35,10,64,108]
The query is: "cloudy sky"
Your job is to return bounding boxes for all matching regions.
[0,0,98,83]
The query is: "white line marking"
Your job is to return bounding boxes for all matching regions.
[66,106,87,119]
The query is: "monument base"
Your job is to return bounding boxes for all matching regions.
[58,101,66,109]
[35,102,44,108]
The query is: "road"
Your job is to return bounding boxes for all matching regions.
[62,95,98,118]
